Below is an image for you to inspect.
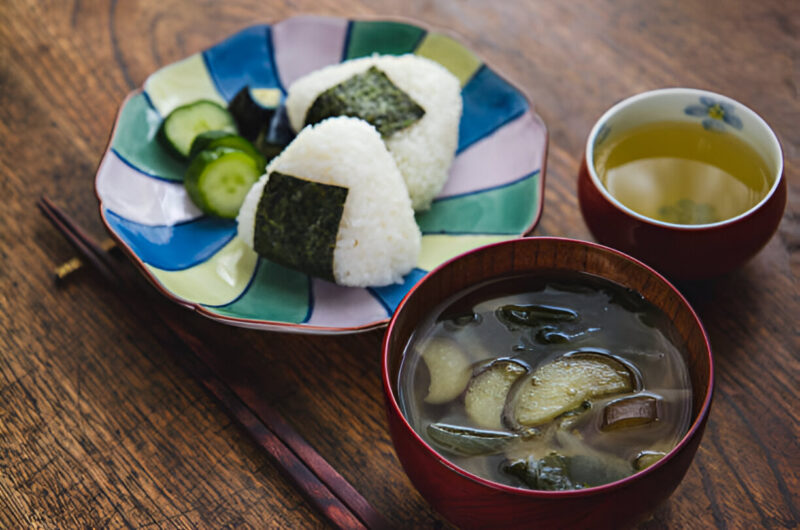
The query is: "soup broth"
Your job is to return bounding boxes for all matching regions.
[398,272,692,491]
[593,121,771,224]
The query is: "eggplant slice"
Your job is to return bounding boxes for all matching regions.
[507,352,635,428]
[465,360,528,429]
[421,337,472,404]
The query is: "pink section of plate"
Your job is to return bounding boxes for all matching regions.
[440,111,546,198]
[272,16,350,90]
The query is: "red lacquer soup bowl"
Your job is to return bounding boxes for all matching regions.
[578,88,785,280]
[381,237,714,529]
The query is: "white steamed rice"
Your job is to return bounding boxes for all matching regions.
[237,116,421,287]
[285,54,462,211]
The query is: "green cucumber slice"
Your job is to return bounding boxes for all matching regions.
[189,131,267,172]
[254,105,294,163]
[228,86,281,140]
[159,100,237,158]
[184,147,262,219]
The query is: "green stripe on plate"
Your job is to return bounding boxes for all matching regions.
[112,92,185,181]
[144,54,226,116]
[418,234,517,271]
[416,172,541,234]
[205,258,310,323]
[145,237,258,306]
[414,32,482,86]
[345,20,425,59]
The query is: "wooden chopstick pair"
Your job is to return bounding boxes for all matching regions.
[37,196,391,530]
[38,196,120,284]
[54,238,116,281]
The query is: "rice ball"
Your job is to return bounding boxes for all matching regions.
[237,116,421,287]
[285,54,462,211]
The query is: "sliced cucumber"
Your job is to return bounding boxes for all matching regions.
[189,131,267,172]
[184,147,261,219]
[229,86,281,140]
[254,131,288,163]
[253,104,295,163]
[159,100,237,158]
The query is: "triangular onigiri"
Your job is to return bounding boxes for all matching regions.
[286,54,462,211]
[238,117,421,287]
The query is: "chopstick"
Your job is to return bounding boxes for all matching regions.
[38,196,392,530]
[37,197,120,284]
[169,323,391,530]
[54,238,116,281]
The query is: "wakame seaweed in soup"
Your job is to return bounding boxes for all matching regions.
[304,66,425,137]
[397,272,692,491]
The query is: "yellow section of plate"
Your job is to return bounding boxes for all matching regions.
[415,32,482,86]
[144,54,226,116]
[418,234,517,271]
[146,237,258,306]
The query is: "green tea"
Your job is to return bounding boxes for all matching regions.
[594,121,771,224]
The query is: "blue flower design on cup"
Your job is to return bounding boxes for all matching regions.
[684,96,743,131]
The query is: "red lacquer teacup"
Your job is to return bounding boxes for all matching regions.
[578,88,785,280]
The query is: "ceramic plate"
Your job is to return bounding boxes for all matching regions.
[95,15,547,334]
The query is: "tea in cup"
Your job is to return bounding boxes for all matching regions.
[578,88,785,280]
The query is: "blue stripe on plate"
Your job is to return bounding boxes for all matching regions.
[105,210,236,271]
[368,268,428,314]
[435,170,538,201]
[140,90,161,118]
[110,92,185,182]
[202,24,284,101]
[340,20,354,62]
[110,147,182,183]
[458,65,529,153]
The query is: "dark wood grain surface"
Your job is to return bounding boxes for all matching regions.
[1,0,797,528]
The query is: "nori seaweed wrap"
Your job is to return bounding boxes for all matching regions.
[237,116,421,287]
[304,66,425,137]
[253,172,348,282]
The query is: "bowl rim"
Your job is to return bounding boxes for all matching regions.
[382,236,715,498]
[584,87,784,231]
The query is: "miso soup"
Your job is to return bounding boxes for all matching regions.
[397,272,692,491]
[594,121,771,224]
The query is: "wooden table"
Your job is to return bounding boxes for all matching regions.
[2,1,797,528]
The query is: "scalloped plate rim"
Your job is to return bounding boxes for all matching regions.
[94,15,549,335]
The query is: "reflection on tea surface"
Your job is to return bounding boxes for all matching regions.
[595,121,770,224]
